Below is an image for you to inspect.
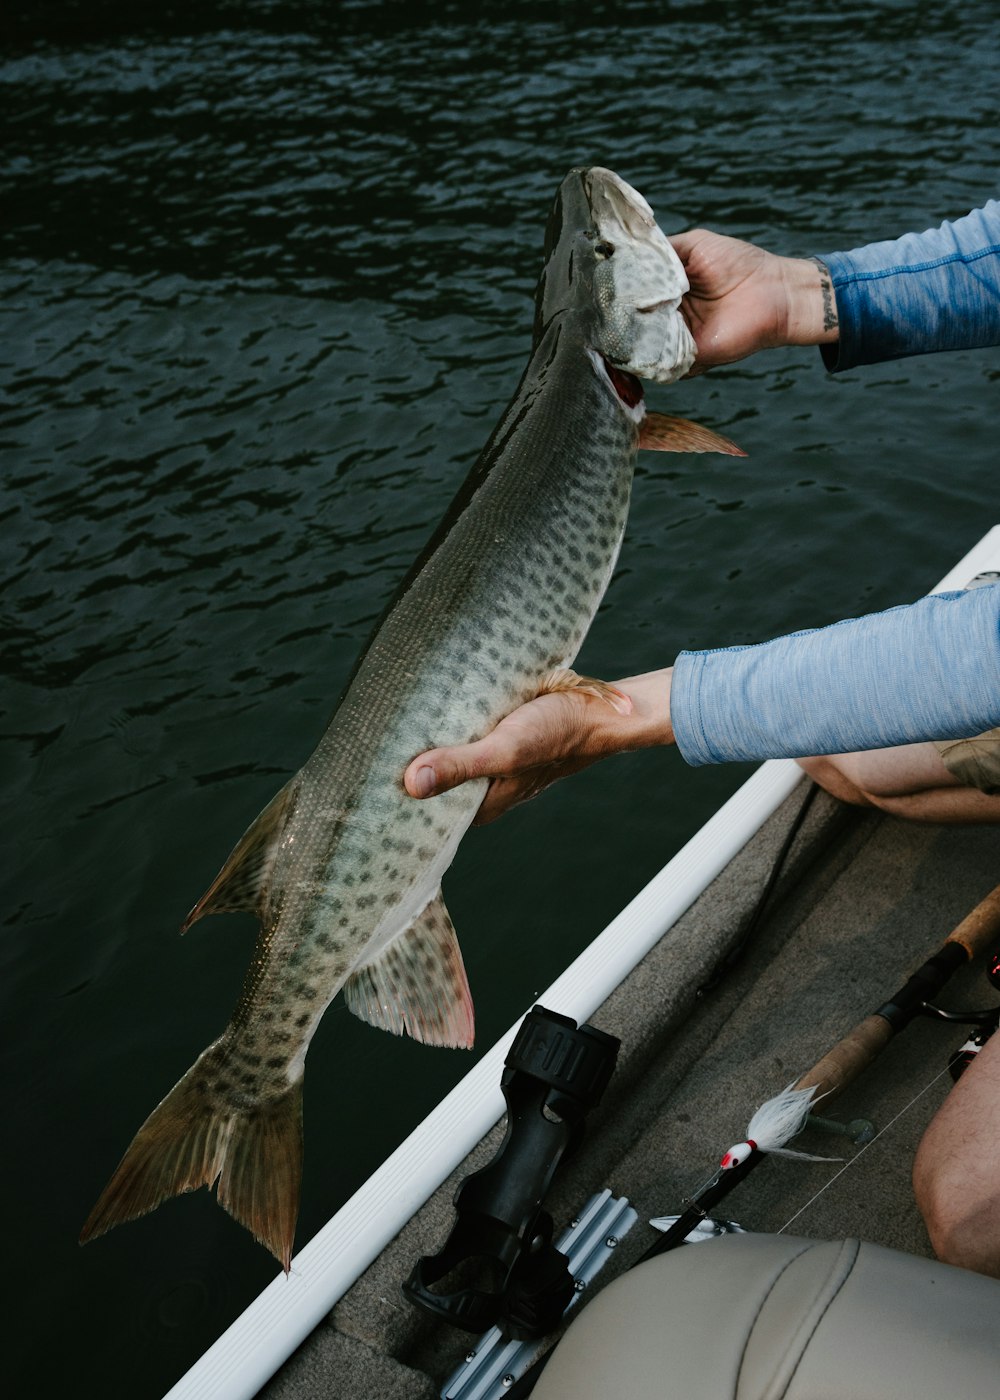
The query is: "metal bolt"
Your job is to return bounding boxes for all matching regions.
[806,1112,877,1145]
[465,1350,476,1363]
[568,1218,579,1229]
[573,1279,587,1292]
[845,1117,878,1145]
[502,1376,515,1388]
[605,1235,619,1248]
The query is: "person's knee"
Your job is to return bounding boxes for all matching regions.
[916,1198,1000,1278]
[913,1135,954,1258]
[913,1124,1000,1278]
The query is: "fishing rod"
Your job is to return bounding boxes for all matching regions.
[642,879,1000,1260]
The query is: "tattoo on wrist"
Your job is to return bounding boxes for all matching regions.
[811,258,838,334]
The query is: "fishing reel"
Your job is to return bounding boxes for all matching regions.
[921,945,1000,1081]
[403,1004,620,1340]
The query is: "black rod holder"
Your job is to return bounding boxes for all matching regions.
[403,1004,620,1339]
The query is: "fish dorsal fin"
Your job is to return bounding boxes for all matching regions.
[343,891,475,1049]
[182,778,300,932]
[639,411,746,456]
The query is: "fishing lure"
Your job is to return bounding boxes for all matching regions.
[650,1083,838,1233]
[718,1082,838,1168]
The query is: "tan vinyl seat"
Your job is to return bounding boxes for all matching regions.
[531,1233,1000,1398]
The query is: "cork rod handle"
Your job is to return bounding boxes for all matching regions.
[795,881,1000,1102]
[943,881,1000,959]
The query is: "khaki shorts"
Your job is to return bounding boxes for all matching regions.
[934,728,1000,794]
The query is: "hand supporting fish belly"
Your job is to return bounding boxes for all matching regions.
[404,667,678,823]
[80,167,743,1271]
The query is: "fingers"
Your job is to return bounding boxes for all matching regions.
[408,747,600,825]
[404,753,463,800]
[474,770,556,825]
[670,227,751,287]
[669,227,714,263]
[404,689,588,798]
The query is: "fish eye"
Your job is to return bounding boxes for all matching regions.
[595,241,615,259]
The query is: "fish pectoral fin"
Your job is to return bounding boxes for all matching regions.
[344,891,475,1049]
[538,667,632,716]
[182,778,300,932]
[639,411,746,457]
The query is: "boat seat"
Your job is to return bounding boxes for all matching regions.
[530,1232,1000,1398]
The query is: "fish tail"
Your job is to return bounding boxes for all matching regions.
[80,1040,303,1272]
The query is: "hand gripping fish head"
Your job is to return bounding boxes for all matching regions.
[80,168,743,1274]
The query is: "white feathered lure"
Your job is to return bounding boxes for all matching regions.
[719,1083,840,1168]
[648,1083,844,1234]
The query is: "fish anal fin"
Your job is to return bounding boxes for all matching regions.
[639,411,746,456]
[538,667,632,716]
[182,778,300,932]
[344,892,475,1049]
[79,1040,304,1272]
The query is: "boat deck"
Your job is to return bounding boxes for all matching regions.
[258,788,1000,1398]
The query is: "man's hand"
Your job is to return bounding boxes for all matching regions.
[404,668,676,824]
[670,229,838,373]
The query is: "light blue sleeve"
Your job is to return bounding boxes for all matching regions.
[818,201,1000,371]
[671,584,1000,766]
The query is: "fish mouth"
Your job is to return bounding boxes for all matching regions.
[585,348,645,424]
[600,354,643,408]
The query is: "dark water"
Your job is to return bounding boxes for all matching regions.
[3,1,998,1394]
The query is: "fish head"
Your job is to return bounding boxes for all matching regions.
[535,166,696,384]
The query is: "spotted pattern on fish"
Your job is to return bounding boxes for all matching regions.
[80,167,722,1272]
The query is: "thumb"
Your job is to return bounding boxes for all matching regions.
[404,737,504,800]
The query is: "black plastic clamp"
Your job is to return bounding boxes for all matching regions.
[402,1004,620,1340]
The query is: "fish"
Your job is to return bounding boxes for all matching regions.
[80,167,744,1272]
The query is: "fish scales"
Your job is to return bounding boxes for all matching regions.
[218,345,639,1082]
[81,167,741,1269]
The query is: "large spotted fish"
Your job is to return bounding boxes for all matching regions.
[80,167,742,1271]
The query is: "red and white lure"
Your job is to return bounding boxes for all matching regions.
[720,1083,839,1169]
[649,1083,844,1234]
[676,1083,841,1204]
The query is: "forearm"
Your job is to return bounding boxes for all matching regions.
[818,202,1000,371]
[671,586,1000,766]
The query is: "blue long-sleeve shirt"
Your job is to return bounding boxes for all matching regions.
[673,585,1000,765]
[671,203,1000,765]
[819,201,1000,372]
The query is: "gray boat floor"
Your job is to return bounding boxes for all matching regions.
[259,785,1000,1399]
